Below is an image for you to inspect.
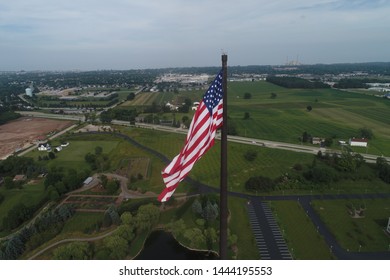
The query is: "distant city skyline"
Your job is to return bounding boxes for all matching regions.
[1,0,390,71]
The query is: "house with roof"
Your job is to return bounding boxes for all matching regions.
[13,175,26,182]
[349,138,368,147]
[38,142,51,151]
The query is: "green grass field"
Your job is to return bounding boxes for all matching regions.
[61,212,104,235]
[0,182,46,236]
[269,201,335,259]
[311,198,390,252]
[27,139,120,170]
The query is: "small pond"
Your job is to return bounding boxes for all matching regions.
[135,230,218,260]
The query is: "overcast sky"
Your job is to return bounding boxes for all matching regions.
[1,0,390,70]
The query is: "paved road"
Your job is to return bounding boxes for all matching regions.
[15,112,390,163]
[115,121,390,164]
[247,199,292,260]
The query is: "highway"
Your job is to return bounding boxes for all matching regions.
[113,120,390,164]
[16,111,389,163]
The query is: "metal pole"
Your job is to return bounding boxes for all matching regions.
[220,54,228,259]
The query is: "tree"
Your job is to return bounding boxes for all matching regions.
[169,219,186,238]
[245,176,274,192]
[323,138,333,147]
[304,166,337,183]
[377,157,390,183]
[103,235,129,259]
[184,228,205,248]
[135,203,160,232]
[243,92,252,99]
[4,235,25,260]
[48,152,56,160]
[102,211,112,228]
[243,112,250,120]
[95,146,103,155]
[301,131,311,143]
[126,92,135,100]
[204,227,218,249]
[192,199,203,216]
[116,224,135,241]
[53,242,91,260]
[306,105,312,112]
[270,92,277,99]
[202,201,218,222]
[120,212,134,226]
[244,150,257,161]
[4,177,14,189]
[105,180,119,195]
[359,127,374,139]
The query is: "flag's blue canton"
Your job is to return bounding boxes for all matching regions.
[203,70,223,115]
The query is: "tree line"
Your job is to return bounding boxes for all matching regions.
[244,150,389,193]
[266,76,330,89]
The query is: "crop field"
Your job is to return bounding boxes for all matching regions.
[227,81,390,154]
[120,90,204,108]
[122,81,390,155]
[121,91,176,107]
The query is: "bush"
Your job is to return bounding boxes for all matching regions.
[244,150,257,161]
[245,176,275,192]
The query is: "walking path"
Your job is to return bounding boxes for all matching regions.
[28,228,118,260]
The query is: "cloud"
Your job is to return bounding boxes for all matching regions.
[1,0,390,70]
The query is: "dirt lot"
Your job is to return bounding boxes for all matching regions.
[0,117,73,159]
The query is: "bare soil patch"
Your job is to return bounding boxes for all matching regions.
[0,117,73,159]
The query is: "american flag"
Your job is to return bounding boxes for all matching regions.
[158,70,224,202]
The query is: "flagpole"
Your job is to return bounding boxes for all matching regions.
[220,54,228,260]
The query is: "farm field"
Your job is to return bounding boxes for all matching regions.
[0,117,74,159]
[121,81,390,155]
[227,81,390,155]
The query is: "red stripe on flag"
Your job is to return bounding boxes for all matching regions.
[158,70,224,202]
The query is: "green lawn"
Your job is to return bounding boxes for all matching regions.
[269,200,335,259]
[0,182,47,236]
[120,127,315,194]
[27,139,120,170]
[228,197,259,259]
[311,198,390,252]
[61,212,104,235]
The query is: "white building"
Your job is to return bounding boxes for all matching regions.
[37,143,51,151]
[25,88,33,97]
[349,138,368,147]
